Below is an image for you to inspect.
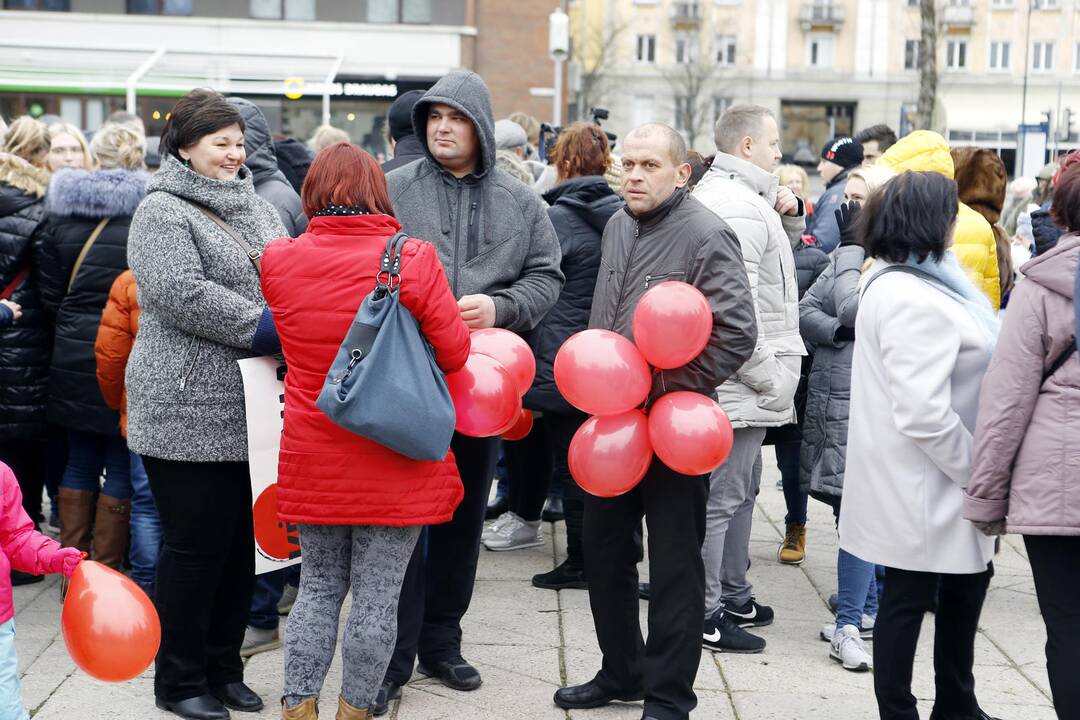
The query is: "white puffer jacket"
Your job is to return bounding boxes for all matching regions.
[692,153,804,428]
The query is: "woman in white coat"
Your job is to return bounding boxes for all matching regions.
[841,171,998,720]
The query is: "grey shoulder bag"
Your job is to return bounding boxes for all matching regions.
[316,232,457,461]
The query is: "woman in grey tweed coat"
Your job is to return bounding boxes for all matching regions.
[126,89,285,720]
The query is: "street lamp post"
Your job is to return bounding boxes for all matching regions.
[1018,0,1034,173]
[549,7,569,126]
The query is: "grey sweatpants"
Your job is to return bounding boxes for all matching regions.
[283,523,421,710]
[702,427,766,618]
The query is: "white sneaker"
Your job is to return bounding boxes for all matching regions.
[820,614,875,642]
[482,511,516,542]
[829,625,872,672]
[482,513,543,551]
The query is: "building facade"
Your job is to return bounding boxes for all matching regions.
[0,0,567,156]
[570,0,1080,171]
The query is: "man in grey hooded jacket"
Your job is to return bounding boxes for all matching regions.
[378,70,563,711]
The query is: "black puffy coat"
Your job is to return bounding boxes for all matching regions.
[0,155,52,440]
[1032,200,1064,257]
[382,134,426,174]
[38,167,148,436]
[524,176,621,413]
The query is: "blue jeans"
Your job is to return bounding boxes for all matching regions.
[250,565,301,631]
[60,430,132,499]
[0,620,28,720]
[830,497,882,629]
[129,453,161,598]
[776,442,807,525]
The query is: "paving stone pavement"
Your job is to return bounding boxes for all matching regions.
[18,460,1053,719]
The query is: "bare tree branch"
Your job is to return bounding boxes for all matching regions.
[572,20,628,123]
[915,0,938,131]
[662,55,719,150]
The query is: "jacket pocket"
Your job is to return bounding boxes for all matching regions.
[644,270,686,289]
[739,352,801,413]
[178,337,201,392]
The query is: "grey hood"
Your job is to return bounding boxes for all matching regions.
[228,97,279,184]
[410,70,496,178]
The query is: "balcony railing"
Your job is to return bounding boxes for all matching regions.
[670,1,703,27]
[942,4,976,28]
[799,2,845,31]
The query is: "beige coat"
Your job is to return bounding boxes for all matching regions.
[840,260,995,574]
[692,154,804,428]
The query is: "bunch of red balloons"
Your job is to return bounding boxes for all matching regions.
[554,281,734,497]
[62,560,161,682]
[446,328,537,440]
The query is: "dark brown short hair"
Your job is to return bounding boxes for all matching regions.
[550,122,609,179]
[1051,164,1080,233]
[858,171,958,264]
[301,142,394,218]
[159,89,245,160]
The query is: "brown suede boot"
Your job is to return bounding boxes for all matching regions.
[92,495,131,571]
[336,696,372,720]
[58,488,95,598]
[282,698,319,719]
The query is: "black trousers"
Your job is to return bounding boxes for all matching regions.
[1024,535,1080,720]
[142,457,255,703]
[873,564,992,720]
[0,437,47,527]
[503,411,588,569]
[583,458,708,720]
[385,433,499,684]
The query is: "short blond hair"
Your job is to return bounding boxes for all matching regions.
[776,164,809,192]
[308,125,351,153]
[91,122,146,170]
[2,116,50,166]
[48,123,93,169]
[847,164,896,197]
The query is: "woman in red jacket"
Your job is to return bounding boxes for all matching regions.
[260,143,470,720]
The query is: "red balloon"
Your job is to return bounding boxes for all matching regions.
[500,409,534,441]
[446,353,521,437]
[568,410,654,497]
[632,281,713,369]
[648,391,734,475]
[470,329,536,397]
[253,484,300,561]
[554,329,652,416]
[62,560,161,682]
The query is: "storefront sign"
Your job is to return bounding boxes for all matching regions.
[283,78,399,100]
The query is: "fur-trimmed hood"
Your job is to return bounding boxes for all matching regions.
[0,153,49,199]
[46,167,149,219]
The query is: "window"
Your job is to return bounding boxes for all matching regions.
[947,0,970,5]
[635,34,656,63]
[989,41,1011,70]
[631,95,655,129]
[1076,43,1080,71]
[1033,41,1055,71]
[250,0,314,19]
[713,96,731,124]
[674,96,692,133]
[3,0,69,8]
[904,39,920,70]
[128,0,192,13]
[946,39,968,70]
[906,0,917,6]
[674,33,698,64]
[991,0,1014,7]
[1034,0,1058,8]
[714,35,736,66]
[367,0,431,23]
[808,35,834,68]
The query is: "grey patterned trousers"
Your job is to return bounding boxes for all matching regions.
[283,523,421,709]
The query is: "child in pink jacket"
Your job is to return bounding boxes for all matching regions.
[0,461,82,720]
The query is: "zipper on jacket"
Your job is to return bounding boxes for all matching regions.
[611,221,643,323]
[644,271,687,289]
[179,337,201,392]
[466,199,479,261]
[452,183,463,295]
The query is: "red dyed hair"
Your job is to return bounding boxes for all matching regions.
[301,142,395,218]
[1051,164,1080,233]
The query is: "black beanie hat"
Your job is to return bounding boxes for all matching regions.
[388,89,426,142]
[820,136,864,169]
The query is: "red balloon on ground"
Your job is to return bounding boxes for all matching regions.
[253,483,297,561]
[648,391,734,475]
[62,560,161,682]
[446,353,521,437]
[469,329,536,397]
[500,409,534,441]
[554,329,651,416]
[632,281,713,369]
[568,410,653,497]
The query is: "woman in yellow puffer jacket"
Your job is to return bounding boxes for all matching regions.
[877,131,1001,310]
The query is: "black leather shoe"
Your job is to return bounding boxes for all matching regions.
[485,495,508,520]
[210,682,263,712]
[541,496,565,522]
[638,582,650,601]
[553,680,644,710]
[372,680,402,716]
[155,694,230,720]
[417,656,482,691]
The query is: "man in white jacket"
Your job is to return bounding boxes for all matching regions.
[691,105,805,653]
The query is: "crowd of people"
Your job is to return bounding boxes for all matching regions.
[0,67,1078,720]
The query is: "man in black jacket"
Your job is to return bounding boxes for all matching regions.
[554,123,756,720]
[381,89,426,174]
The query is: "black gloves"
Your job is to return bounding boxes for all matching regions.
[835,201,862,248]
